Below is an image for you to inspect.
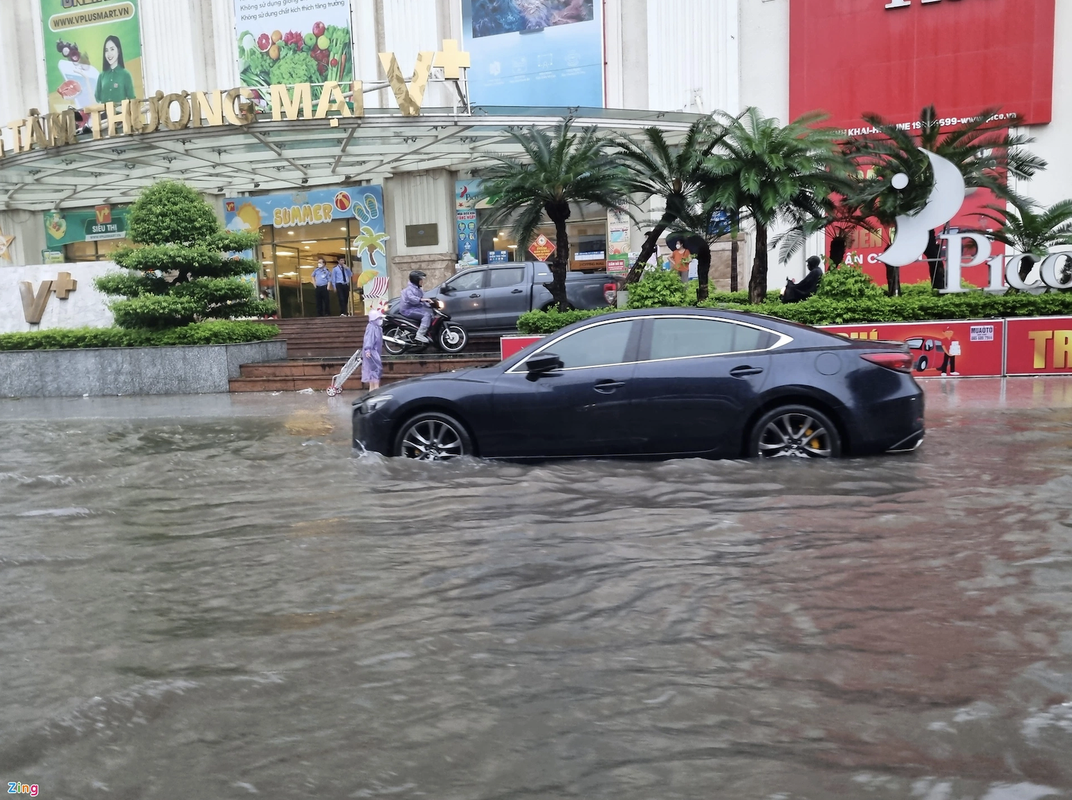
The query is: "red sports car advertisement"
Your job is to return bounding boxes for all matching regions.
[789,0,1056,131]
[1005,317,1072,376]
[806,320,1005,378]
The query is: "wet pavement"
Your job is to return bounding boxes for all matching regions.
[2,379,1072,799]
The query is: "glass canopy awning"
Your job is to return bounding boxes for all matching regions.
[0,107,704,212]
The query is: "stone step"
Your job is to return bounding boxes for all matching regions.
[230,354,499,393]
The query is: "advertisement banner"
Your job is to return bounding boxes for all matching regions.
[790,0,1055,131]
[1005,317,1072,376]
[233,0,354,103]
[456,179,481,264]
[223,186,389,308]
[43,205,130,247]
[822,320,1005,378]
[40,0,145,115]
[461,0,604,108]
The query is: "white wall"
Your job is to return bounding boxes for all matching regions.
[1017,0,1072,210]
[0,262,116,333]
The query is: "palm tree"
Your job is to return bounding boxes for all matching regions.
[773,199,881,269]
[978,196,1072,281]
[701,108,849,304]
[844,106,1046,293]
[614,118,729,287]
[478,118,631,311]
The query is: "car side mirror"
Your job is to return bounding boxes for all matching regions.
[440,284,454,294]
[526,353,563,380]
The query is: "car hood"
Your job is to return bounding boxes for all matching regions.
[390,366,496,390]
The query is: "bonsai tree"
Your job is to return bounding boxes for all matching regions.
[479,118,630,311]
[701,108,849,304]
[96,181,274,329]
[844,106,1046,293]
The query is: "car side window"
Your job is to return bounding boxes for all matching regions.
[648,318,777,360]
[446,270,486,292]
[543,320,636,369]
[488,268,525,288]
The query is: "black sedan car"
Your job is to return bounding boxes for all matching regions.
[352,308,924,461]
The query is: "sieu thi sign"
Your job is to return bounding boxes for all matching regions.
[789,0,1056,131]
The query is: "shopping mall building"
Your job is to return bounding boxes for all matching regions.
[0,0,1068,323]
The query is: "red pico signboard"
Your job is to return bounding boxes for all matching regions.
[1005,317,1072,376]
[789,0,1056,132]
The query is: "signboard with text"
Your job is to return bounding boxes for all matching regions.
[528,234,556,262]
[823,320,1004,378]
[790,0,1055,131]
[1006,317,1072,375]
[43,205,130,246]
[40,0,145,115]
[461,0,604,108]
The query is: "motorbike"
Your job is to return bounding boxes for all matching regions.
[383,298,468,355]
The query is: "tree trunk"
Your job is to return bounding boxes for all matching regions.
[624,211,674,285]
[748,222,768,304]
[730,230,738,292]
[924,228,945,290]
[546,215,571,311]
[695,240,712,303]
[884,263,901,297]
[829,234,847,268]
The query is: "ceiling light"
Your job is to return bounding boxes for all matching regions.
[287,231,295,235]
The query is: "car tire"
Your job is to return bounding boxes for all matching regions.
[437,323,468,353]
[394,412,473,461]
[917,356,928,372]
[748,405,841,459]
[383,324,408,355]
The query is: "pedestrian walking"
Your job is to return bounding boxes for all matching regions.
[332,256,353,315]
[362,300,386,391]
[312,258,332,316]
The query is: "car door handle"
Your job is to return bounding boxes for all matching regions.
[730,366,764,377]
[469,293,481,298]
[593,380,625,394]
[511,288,523,294]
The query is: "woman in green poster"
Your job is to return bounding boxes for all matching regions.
[94,36,136,104]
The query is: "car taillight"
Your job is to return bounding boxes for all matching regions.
[862,352,914,373]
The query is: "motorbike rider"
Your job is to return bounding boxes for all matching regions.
[399,270,434,343]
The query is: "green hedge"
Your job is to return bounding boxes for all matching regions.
[0,321,279,352]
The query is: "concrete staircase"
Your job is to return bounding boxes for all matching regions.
[263,317,502,358]
[267,317,368,358]
[229,353,499,393]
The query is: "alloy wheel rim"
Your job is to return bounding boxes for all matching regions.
[401,420,463,461]
[758,413,832,458]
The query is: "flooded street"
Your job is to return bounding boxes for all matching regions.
[2,380,1072,799]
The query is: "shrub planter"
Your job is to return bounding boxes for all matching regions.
[0,340,287,398]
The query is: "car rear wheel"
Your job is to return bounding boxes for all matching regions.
[749,405,841,459]
[394,412,473,461]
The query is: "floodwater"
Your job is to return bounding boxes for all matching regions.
[2,380,1072,799]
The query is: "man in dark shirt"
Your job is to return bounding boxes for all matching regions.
[782,255,824,304]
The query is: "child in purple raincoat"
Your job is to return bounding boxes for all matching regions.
[362,301,386,391]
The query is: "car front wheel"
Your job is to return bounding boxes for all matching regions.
[749,405,841,459]
[394,412,473,461]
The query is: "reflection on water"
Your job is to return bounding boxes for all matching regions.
[1,382,1071,798]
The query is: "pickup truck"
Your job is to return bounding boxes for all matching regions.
[419,263,622,335]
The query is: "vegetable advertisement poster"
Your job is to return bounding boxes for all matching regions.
[40,0,145,115]
[234,0,354,102]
